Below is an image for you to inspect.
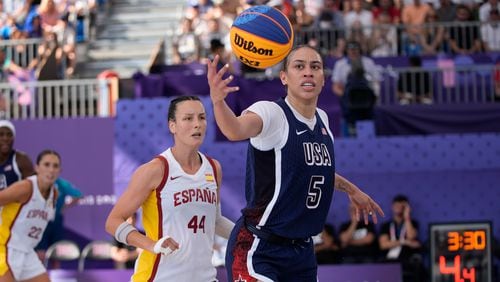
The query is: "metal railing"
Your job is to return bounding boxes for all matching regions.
[0,78,112,119]
[378,64,498,105]
[0,38,43,68]
[295,21,497,57]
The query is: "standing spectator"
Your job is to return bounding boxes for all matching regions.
[314,223,341,264]
[332,40,381,98]
[372,0,400,24]
[172,17,202,65]
[344,0,373,38]
[401,0,432,55]
[370,12,398,57]
[207,45,384,281]
[35,177,83,267]
[310,0,345,54]
[339,204,379,263]
[448,5,482,54]
[0,149,60,282]
[436,0,457,22]
[0,120,34,189]
[379,194,425,282]
[481,9,500,51]
[479,0,500,22]
[397,56,432,104]
[105,96,234,281]
[419,9,446,55]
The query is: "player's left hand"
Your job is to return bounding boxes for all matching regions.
[348,190,384,225]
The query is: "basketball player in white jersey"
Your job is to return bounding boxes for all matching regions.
[0,149,59,282]
[106,96,234,282]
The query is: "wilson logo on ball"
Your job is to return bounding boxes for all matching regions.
[230,5,294,69]
[233,33,274,56]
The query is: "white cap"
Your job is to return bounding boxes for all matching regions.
[0,120,15,137]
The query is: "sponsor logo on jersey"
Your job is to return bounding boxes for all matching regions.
[4,165,12,171]
[173,188,217,207]
[321,128,328,135]
[303,142,332,166]
[296,129,307,135]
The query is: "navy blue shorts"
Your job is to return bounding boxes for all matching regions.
[226,218,318,282]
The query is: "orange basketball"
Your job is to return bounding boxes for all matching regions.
[230,5,294,69]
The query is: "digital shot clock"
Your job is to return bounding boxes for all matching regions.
[430,222,492,282]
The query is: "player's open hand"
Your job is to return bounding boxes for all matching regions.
[348,190,384,225]
[207,55,239,104]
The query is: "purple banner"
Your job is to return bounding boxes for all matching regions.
[13,118,115,243]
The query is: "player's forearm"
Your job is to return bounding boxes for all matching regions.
[334,174,358,195]
[212,100,244,141]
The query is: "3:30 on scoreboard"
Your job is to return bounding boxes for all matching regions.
[430,222,492,282]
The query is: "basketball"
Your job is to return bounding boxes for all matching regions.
[230,5,294,69]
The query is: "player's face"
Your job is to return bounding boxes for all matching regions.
[35,154,61,185]
[0,127,14,154]
[169,100,207,147]
[280,47,325,101]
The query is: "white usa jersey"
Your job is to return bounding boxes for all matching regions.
[0,175,56,252]
[133,148,219,282]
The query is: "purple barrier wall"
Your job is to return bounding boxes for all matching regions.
[13,118,115,244]
[49,263,401,282]
[115,97,500,239]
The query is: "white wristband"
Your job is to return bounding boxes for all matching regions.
[115,221,137,244]
[153,236,175,256]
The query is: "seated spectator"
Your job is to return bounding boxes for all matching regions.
[339,204,379,263]
[172,17,201,65]
[448,5,482,54]
[111,213,142,269]
[481,9,500,52]
[379,195,426,282]
[314,223,341,264]
[397,56,432,104]
[207,38,235,74]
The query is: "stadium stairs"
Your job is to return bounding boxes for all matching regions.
[75,0,185,79]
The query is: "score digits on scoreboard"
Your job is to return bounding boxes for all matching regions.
[430,222,492,282]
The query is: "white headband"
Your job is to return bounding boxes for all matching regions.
[0,120,15,137]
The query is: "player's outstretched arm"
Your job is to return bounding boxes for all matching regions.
[334,173,384,225]
[207,55,263,141]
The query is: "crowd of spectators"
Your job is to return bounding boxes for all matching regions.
[0,0,100,80]
[173,0,499,68]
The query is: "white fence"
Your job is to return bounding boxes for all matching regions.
[0,79,113,119]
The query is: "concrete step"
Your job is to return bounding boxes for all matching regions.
[76,58,149,78]
[96,28,167,40]
[86,46,155,60]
